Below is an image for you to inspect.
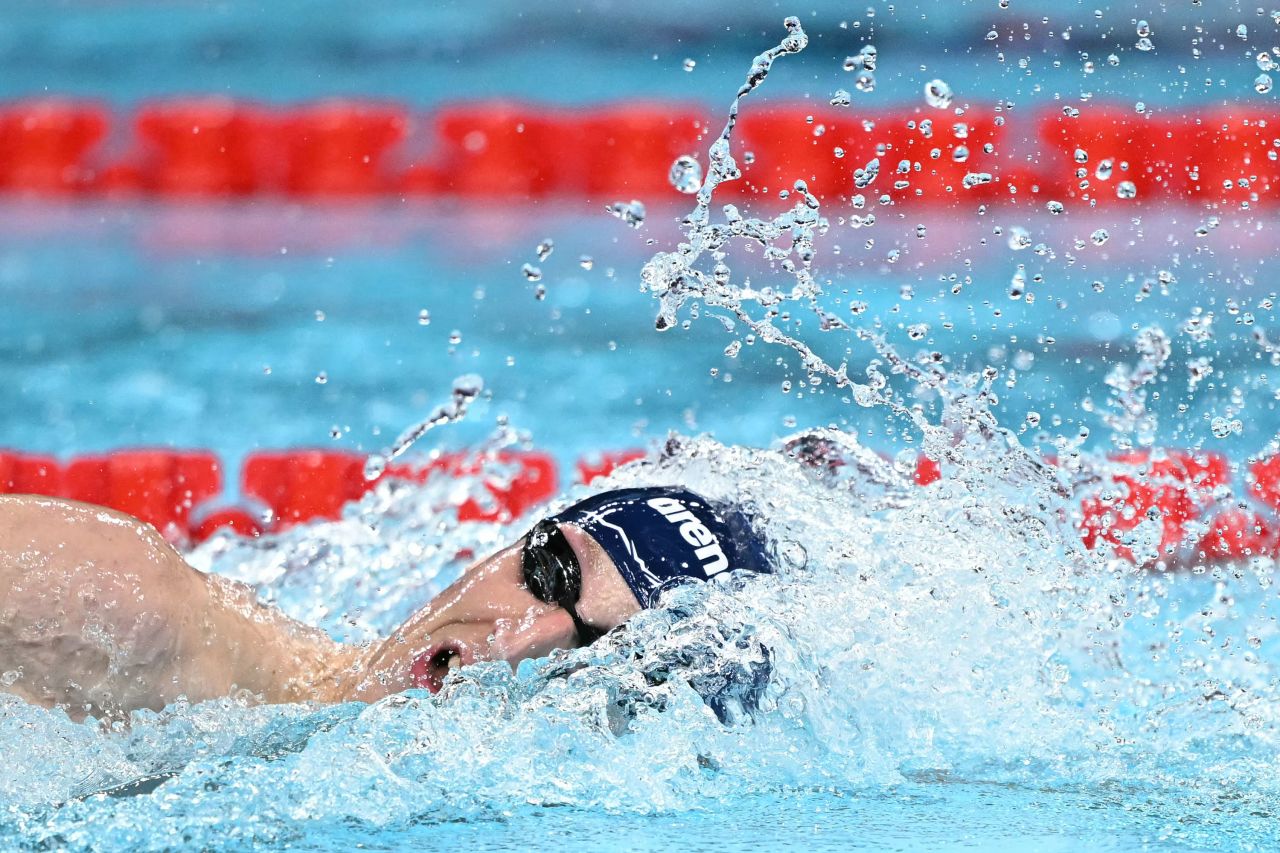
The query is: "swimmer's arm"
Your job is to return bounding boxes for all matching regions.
[0,495,339,719]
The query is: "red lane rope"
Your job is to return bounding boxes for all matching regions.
[0,446,1277,565]
[0,98,1272,204]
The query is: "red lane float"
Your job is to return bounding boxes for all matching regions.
[238,448,558,533]
[132,99,276,196]
[62,450,223,541]
[576,449,647,485]
[582,103,707,198]
[281,101,409,196]
[1078,449,1228,562]
[0,451,63,494]
[4,446,1280,564]
[414,103,574,198]
[0,98,1270,204]
[0,100,108,194]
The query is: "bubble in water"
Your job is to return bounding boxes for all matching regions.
[607,199,647,228]
[907,323,929,340]
[1108,53,1120,66]
[962,172,994,189]
[534,284,547,300]
[683,57,697,72]
[986,29,998,40]
[952,146,970,163]
[1237,24,1249,40]
[535,238,554,261]
[449,330,462,345]
[854,71,876,93]
[1116,180,1138,199]
[1073,148,1088,164]
[1256,73,1274,94]
[1046,200,1065,215]
[830,89,852,107]
[579,255,594,270]
[314,371,327,384]
[521,263,542,282]
[1095,159,1114,180]
[1259,51,1275,71]
[1090,228,1109,245]
[1136,20,1151,37]
[1007,226,1032,250]
[859,44,877,71]
[915,224,927,239]
[669,155,704,194]
[924,79,954,109]
[417,309,430,326]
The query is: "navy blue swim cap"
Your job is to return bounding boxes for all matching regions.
[547,486,772,607]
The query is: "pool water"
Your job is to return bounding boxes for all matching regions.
[6,3,1280,851]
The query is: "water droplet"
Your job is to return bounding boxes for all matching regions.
[830,88,852,107]
[854,71,876,92]
[607,199,647,228]
[683,57,697,72]
[534,284,547,300]
[1195,216,1221,237]
[1135,37,1153,52]
[1009,267,1027,299]
[1136,20,1151,37]
[315,371,328,385]
[1259,51,1275,71]
[915,224,927,238]
[1090,228,1110,245]
[854,158,880,189]
[1025,411,1041,427]
[924,79,954,109]
[329,425,342,439]
[314,310,325,322]
[1257,73,1274,94]
[1117,180,1138,199]
[521,263,542,282]
[1046,200,1065,214]
[579,255,594,270]
[1238,24,1249,40]
[418,309,431,325]
[907,323,929,340]
[1108,53,1120,66]
[668,155,703,194]
[1095,159,1114,180]
[535,238,554,261]
[1073,148,1089,164]
[963,172,994,189]
[952,145,970,163]
[1007,226,1032,250]
[986,29,998,40]
[449,330,462,345]
[1211,416,1242,438]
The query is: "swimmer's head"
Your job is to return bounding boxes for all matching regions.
[352,487,771,699]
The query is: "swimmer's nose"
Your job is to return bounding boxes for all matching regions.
[409,643,469,694]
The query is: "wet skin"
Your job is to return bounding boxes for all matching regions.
[0,494,641,720]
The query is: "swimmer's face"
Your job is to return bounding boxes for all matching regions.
[352,524,641,699]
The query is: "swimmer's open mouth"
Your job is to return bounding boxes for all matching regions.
[410,642,472,694]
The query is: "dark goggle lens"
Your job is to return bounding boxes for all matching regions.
[522,520,580,607]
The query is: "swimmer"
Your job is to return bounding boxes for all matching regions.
[0,486,771,720]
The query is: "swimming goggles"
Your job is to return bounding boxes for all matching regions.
[521,519,604,645]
